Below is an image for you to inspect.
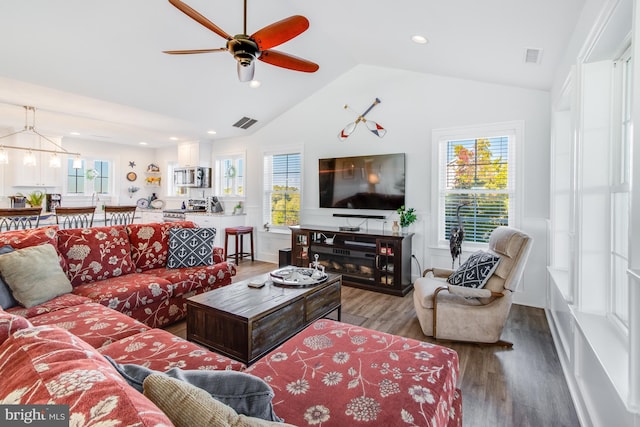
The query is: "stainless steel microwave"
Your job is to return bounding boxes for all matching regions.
[173,167,211,188]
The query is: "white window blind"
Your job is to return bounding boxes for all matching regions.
[263,152,301,228]
[439,133,516,244]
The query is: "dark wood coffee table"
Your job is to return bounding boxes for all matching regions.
[186,272,342,365]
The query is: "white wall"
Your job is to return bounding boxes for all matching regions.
[214,64,551,307]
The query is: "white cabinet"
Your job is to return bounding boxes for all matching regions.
[140,210,163,224]
[178,142,212,167]
[185,213,245,248]
[8,134,63,188]
[178,143,200,167]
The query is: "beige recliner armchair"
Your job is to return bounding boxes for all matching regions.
[413,226,532,346]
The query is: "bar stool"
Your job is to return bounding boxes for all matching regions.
[224,226,254,265]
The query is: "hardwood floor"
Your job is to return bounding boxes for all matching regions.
[166,261,581,427]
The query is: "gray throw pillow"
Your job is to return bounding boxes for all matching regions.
[0,244,72,308]
[104,356,281,422]
[167,228,216,268]
[447,250,500,289]
[0,245,18,309]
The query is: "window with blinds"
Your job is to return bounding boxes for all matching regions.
[439,134,515,243]
[263,152,302,228]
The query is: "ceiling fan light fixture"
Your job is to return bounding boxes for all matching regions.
[411,34,429,44]
[166,1,318,82]
[249,80,261,88]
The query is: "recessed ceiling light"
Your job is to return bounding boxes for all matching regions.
[411,35,428,44]
[207,130,217,135]
[139,141,148,145]
[169,136,179,141]
[69,131,81,136]
[249,80,261,88]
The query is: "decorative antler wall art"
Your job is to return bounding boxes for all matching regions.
[338,98,387,141]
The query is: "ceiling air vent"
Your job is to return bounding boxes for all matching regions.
[232,116,258,130]
[524,47,543,64]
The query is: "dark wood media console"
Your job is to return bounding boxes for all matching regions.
[291,226,413,296]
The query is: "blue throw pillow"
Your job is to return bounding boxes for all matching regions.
[167,228,216,268]
[0,245,19,309]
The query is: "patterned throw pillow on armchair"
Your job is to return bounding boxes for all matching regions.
[447,250,501,289]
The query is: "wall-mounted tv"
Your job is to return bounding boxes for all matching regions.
[319,153,405,210]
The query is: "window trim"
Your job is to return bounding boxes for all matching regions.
[431,121,524,248]
[214,151,246,199]
[64,157,114,196]
[263,147,303,231]
[609,45,632,328]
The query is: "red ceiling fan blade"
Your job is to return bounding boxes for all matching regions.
[163,48,227,55]
[259,50,319,73]
[251,15,309,51]
[168,0,232,40]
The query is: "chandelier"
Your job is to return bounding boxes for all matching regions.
[0,105,82,168]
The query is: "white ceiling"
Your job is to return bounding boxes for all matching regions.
[0,0,584,148]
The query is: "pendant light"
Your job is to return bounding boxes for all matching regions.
[49,152,62,168]
[0,147,8,165]
[72,155,83,169]
[23,150,36,166]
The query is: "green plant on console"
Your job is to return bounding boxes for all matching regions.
[397,205,417,228]
[26,190,45,207]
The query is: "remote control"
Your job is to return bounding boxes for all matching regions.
[248,280,265,288]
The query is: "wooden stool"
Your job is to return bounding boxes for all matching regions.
[225,226,254,265]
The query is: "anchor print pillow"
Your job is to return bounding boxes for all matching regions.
[167,228,217,268]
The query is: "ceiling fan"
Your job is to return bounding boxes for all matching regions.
[164,0,319,82]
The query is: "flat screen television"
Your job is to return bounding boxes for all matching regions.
[319,153,405,210]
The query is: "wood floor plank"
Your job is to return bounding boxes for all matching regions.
[165,261,580,426]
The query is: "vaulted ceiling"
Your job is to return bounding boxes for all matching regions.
[0,0,584,147]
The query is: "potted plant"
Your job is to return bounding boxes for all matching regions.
[233,201,243,215]
[26,190,45,208]
[397,205,417,232]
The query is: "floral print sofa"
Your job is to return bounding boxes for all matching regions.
[0,221,236,328]
[0,309,462,427]
[0,222,462,426]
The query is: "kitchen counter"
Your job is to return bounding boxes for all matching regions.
[184,212,245,217]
